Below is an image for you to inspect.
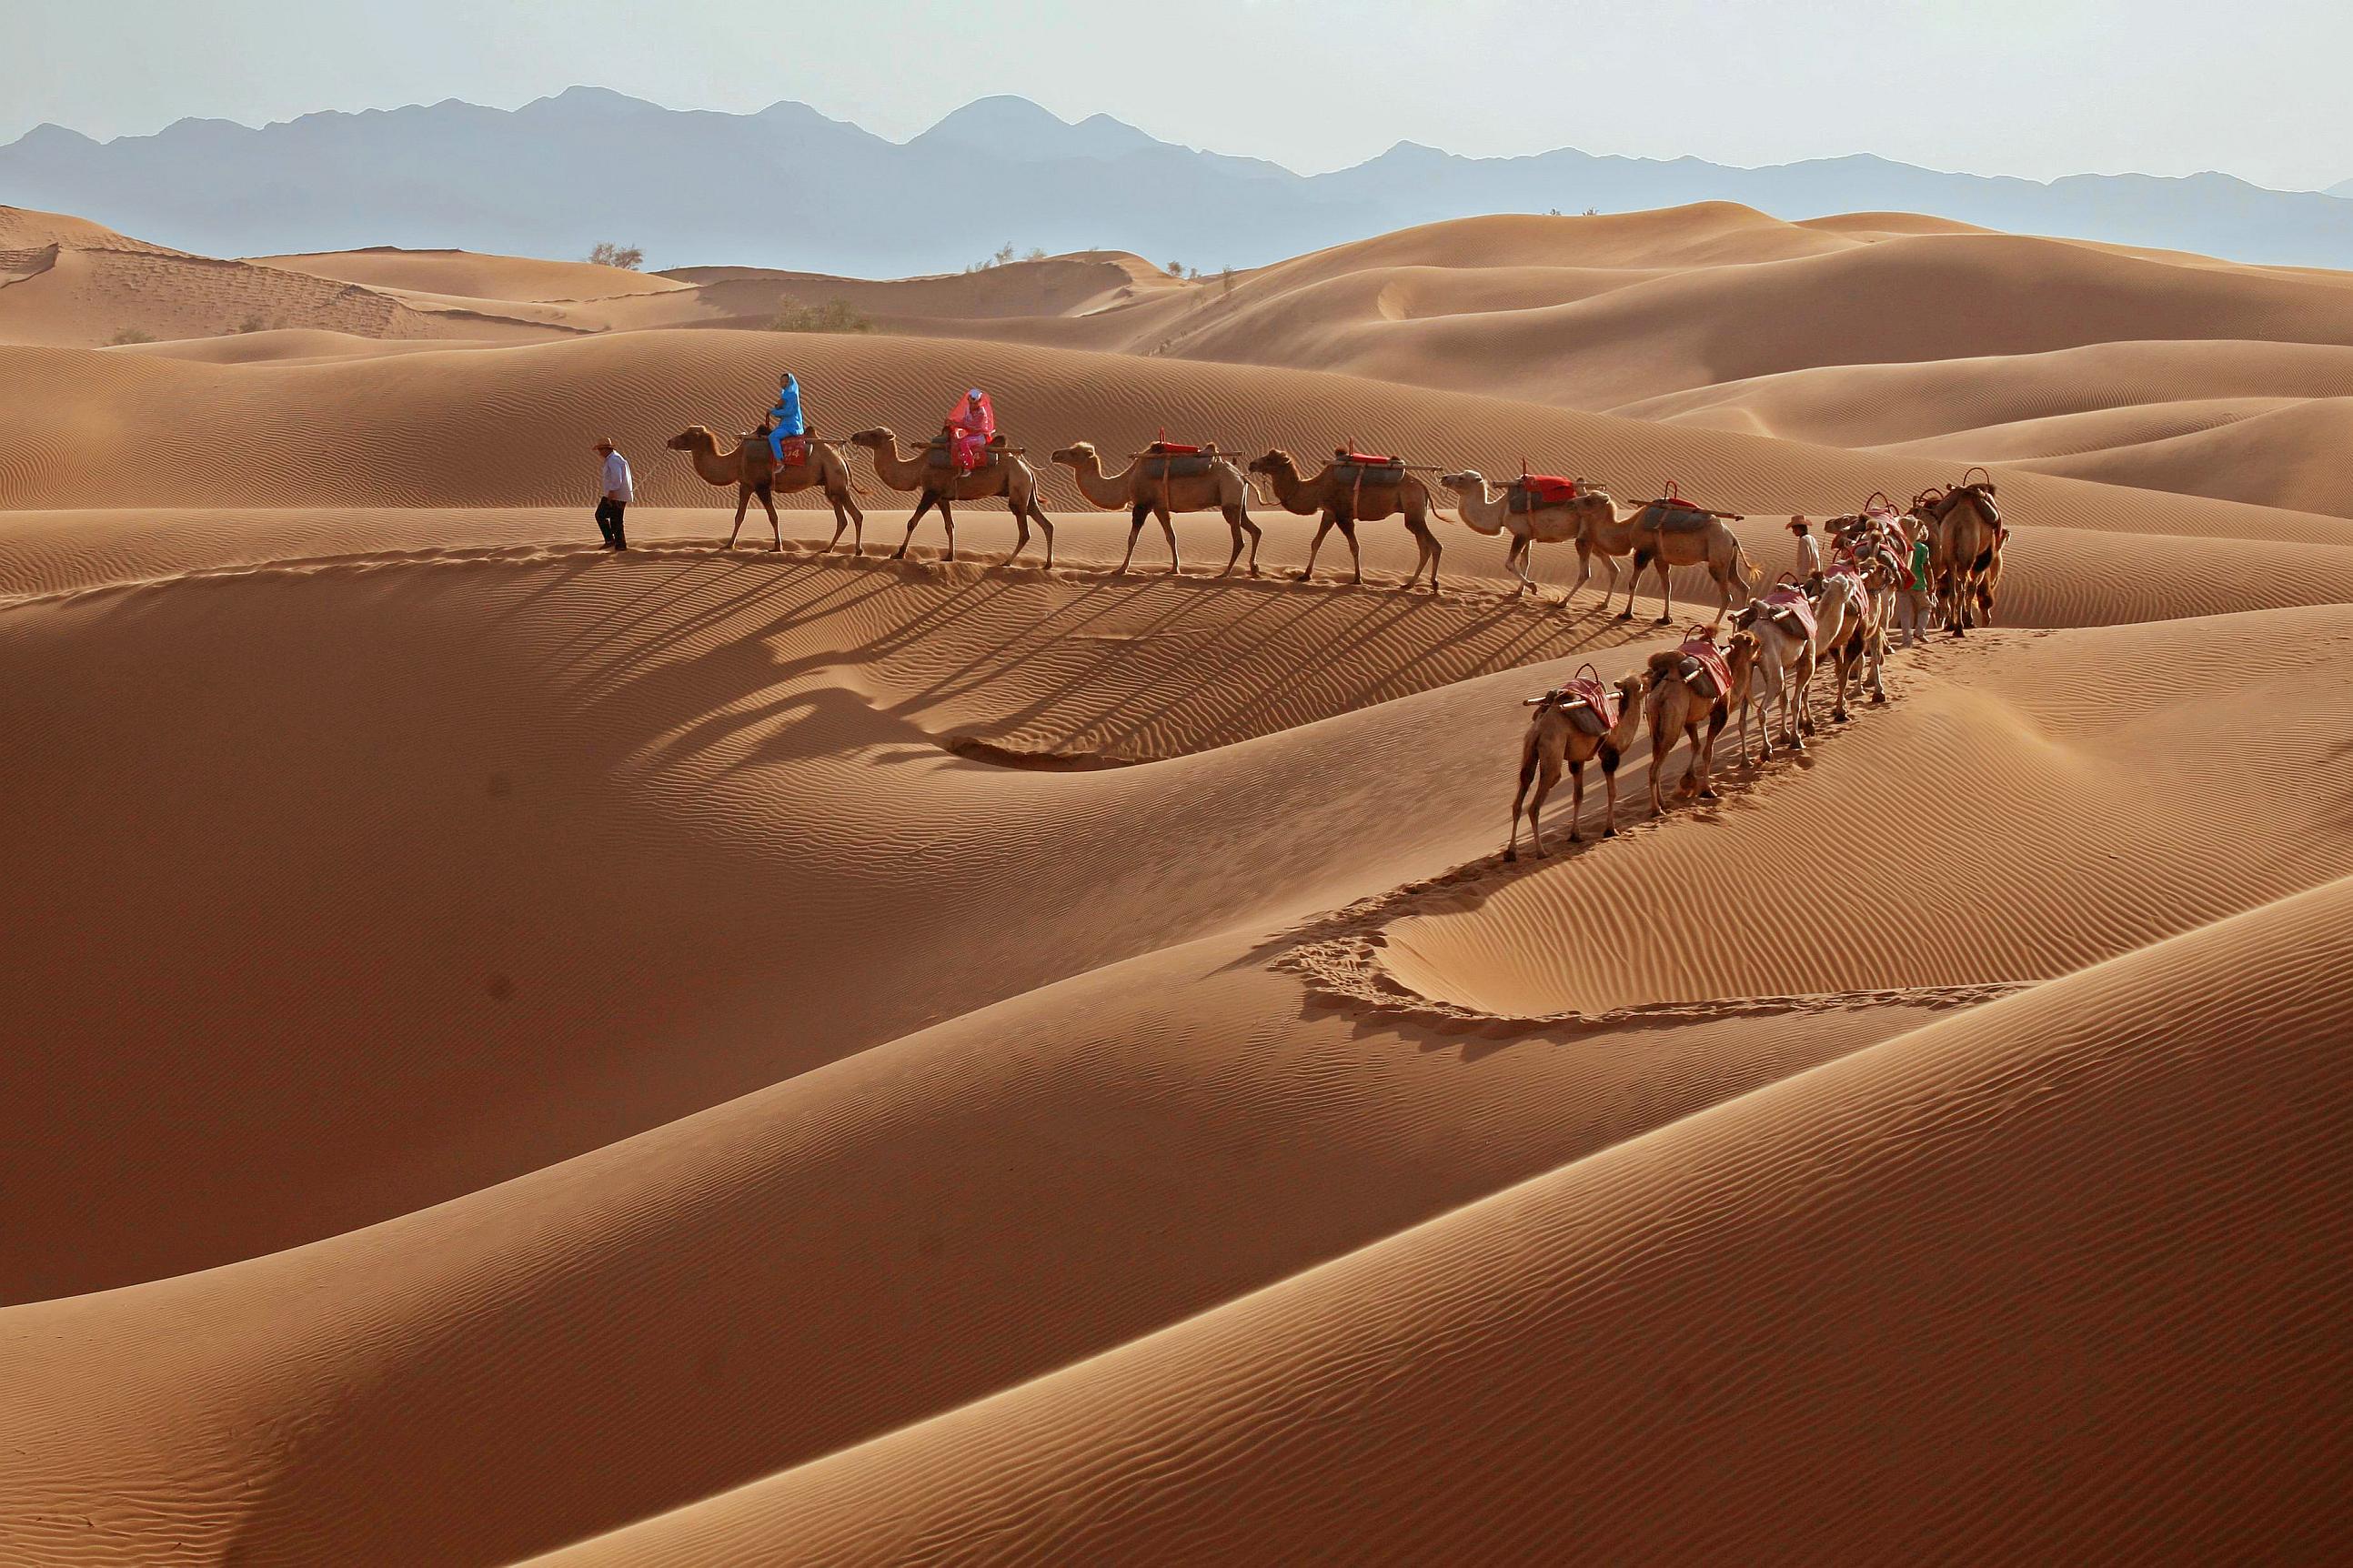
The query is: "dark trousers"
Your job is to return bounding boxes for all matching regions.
[595,497,628,548]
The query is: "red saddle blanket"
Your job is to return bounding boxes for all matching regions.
[1516,474,1580,502]
[1554,675,1618,735]
[1763,588,1818,640]
[1677,639,1733,700]
[776,437,809,466]
[1343,451,1398,467]
[1147,440,1202,456]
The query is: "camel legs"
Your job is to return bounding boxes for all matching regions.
[1219,504,1262,578]
[1298,518,1335,582]
[826,484,864,553]
[1031,500,1056,569]
[1695,708,1726,799]
[1507,735,1559,861]
[1505,535,1533,596]
[1653,557,1676,627]
[1339,519,1364,585]
[1152,501,1181,575]
[1600,750,1621,837]
[1402,520,1441,591]
[1116,502,1147,575]
[892,491,940,559]
[726,487,752,550]
[1565,758,1586,843]
[759,487,781,551]
[1003,496,1042,568]
[1618,548,1649,619]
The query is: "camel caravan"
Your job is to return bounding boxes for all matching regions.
[662,381,2005,632]
[1506,476,2009,860]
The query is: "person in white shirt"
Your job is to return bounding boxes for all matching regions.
[593,437,633,550]
[1788,517,1821,582]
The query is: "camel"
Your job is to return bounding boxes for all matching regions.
[1644,638,1737,814]
[1729,593,1817,758]
[1438,471,1591,598]
[1916,477,2003,636]
[1246,449,1443,589]
[1720,630,1768,770]
[1614,495,1761,628]
[1808,568,1882,723]
[849,427,1056,568]
[665,426,866,552]
[1504,669,1648,859]
[1051,442,1262,578]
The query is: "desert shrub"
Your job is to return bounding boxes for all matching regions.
[108,327,157,346]
[768,296,874,334]
[587,241,644,270]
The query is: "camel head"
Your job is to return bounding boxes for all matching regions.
[845,427,901,455]
[665,426,718,452]
[1438,469,1485,495]
[1247,449,1298,479]
[1725,629,1759,673]
[1615,670,1650,705]
[1049,442,1095,468]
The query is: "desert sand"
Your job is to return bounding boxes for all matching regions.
[3,197,2349,1564]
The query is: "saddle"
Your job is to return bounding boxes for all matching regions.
[1509,474,1581,513]
[1640,502,1718,534]
[1675,638,1733,701]
[1143,440,1216,479]
[1531,667,1618,736]
[927,434,1005,473]
[1926,478,2001,528]
[1763,587,1817,642]
[1332,452,1406,487]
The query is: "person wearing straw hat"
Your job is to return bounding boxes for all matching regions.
[1787,517,1821,583]
[592,437,632,550]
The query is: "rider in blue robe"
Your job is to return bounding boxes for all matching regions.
[766,373,805,461]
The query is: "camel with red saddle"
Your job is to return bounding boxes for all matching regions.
[1645,631,1752,815]
[666,425,866,552]
[1915,469,2005,635]
[1504,667,1649,859]
[1247,448,1443,589]
[1438,470,1592,598]
[1729,586,1818,759]
[1808,559,1885,723]
[1607,485,1761,627]
[849,426,1057,568]
[1051,440,1263,578]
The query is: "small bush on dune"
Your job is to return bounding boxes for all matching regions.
[768,296,874,334]
[587,241,645,270]
[108,327,157,346]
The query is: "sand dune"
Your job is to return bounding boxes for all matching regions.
[525,870,2353,1565]
[5,192,2352,1565]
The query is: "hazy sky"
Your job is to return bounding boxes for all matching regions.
[8,0,2349,191]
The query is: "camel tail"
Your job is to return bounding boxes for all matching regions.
[1733,538,1762,595]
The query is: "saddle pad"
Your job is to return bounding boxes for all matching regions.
[776,437,809,466]
[1641,503,1715,534]
[1510,475,1580,512]
[1147,441,1203,456]
[1344,450,1398,467]
[1555,675,1618,736]
[1677,639,1733,701]
[1333,460,1405,486]
[1763,586,1818,638]
[1143,455,1214,479]
[925,440,998,473]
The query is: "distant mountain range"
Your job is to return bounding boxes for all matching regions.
[6,86,2353,276]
